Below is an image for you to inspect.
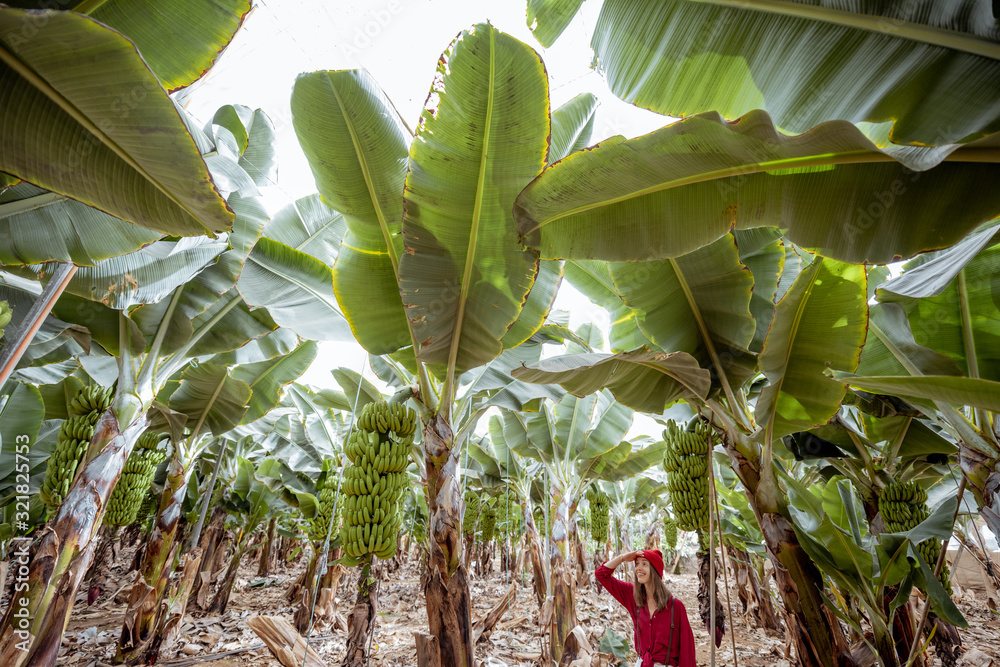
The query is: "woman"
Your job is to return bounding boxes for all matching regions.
[596,549,696,667]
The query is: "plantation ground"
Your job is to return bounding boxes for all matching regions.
[41,542,1000,667]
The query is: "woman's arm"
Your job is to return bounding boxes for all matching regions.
[595,550,643,611]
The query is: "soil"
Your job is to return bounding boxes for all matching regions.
[45,542,1000,667]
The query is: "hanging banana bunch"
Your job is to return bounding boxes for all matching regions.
[463,490,481,537]
[104,432,169,526]
[0,300,12,341]
[39,385,114,514]
[586,486,610,544]
[663,516,678,552]
[340,401,415,563]
[479,496,497,543]
[879,480,952,594]
[495,492,520,536]
[663,420,711,533]
[310,459,342,543]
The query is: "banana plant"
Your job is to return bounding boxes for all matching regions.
[528,0,1000,147]
[489,387,677,662]
[511,234,880,665]
[0,104,289,664]
[206,457,285,614]
[289,28,598,662]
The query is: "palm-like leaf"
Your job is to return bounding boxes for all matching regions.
[755,259,868,439]
[515,110,1000,265]
[399,23,550,381]
[291,69,412,356]
[0,8,233,235]
[168,363,252,437]
[233,341,318,425]
[590,0,1000,145]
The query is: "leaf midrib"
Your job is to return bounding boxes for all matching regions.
[697,0,1000,60]
[525,147,999,232]
[0,32,213,233]
[325,74,400,275]
[446,26,496,382]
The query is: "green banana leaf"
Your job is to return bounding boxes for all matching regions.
[9,0,251,92]
[399,23,550,378]
[238,237,352,342]
[590,0,1000,145]
[185,292,280,358]
[514,110,1000,265]
[878,241,1000,381]
[511,348,711,414]
[563,261,654,353]
[291,68,411,356]
[209,106,278,187]
[734,228,786,354]
[209,328,300,366]
[233,341,318,425]
[858,303,965,379]
[0,381,44,449]
[588,437,668,481]
[838,375,1000,413]
[36,375,85,421]
[0,7,233,236]
[876,223,1000,299]
[755,258,868,439]
[526,0,584,48]
[609,233,757,391]
[168,362,251,437]
[549,93,597,164]
[0,183,162,266]
[52,237,226,309]
[262,194,345,265]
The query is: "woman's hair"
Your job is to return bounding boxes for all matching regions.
[633,561,672,612]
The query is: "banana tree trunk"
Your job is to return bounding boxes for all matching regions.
[189,506,225,608]
[85,525,118,605]
[293,547,320,634]
[724,441,853,667]
[207,535,247,615]
[729,546,781,632]
[0,412,146,667]
[521,504,546,608]
[342,555,381,667]
[959,445,1000,549]
[114,453,188,665]
[144,547,203,660]
[571,521,587,587]
[420,415,473,667]
[547,501,578,665]
[257,517,277,577]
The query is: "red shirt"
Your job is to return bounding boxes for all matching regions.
[595,563,697,667]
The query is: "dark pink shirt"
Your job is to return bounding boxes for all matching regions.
[595,563,697,667]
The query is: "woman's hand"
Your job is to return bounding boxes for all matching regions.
[607,550,645,569]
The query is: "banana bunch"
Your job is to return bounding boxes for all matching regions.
[495,493,520,536]
[663,516,678,552]
[309,463,342,543]
[663,420,711,532]
[479,497,497,543]
[586,486,610,544]
[340,401,412,562]
[0,300,11,342]
[879,481,952,594]
[354,400,418,437]
[463,490,480,536]
[137,489,159,528]
[69,384,114,417]
[39,412,99,510]
[105,432,168,526]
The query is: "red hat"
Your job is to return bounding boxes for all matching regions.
[640,549,664,578]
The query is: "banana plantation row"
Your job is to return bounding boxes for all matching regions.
[1,1,999,666]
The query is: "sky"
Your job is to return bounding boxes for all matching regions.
[179,0,676,437]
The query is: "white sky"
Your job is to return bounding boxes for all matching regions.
[181,0,674,436]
